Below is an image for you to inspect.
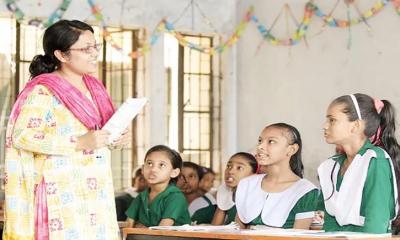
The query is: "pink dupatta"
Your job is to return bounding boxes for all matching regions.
[9,73,115,239]
[10,73,114,129]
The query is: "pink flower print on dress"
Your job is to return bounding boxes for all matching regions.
[4,172,8,185]
[18,177,22,188]
[87,178,97,190]
[33,132,45,140]
[27,117,42,128]
[46,182,57,195]
[49,218,63,231]
[90,213,96,226]
[83,149,94,155]
[5,137,12,148]
[37,88,49,95]
[69,136,77,143]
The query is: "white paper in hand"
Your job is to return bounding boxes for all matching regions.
[102,97,147,143]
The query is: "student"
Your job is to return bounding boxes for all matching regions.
[125,145,191,227]
[115,168,147,221]
[318,93,400,233]
[177,162,217,224]
[212,152,257,225]
[198,167,216,196]
[235,123,318,229]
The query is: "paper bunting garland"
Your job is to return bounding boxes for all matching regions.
[310,0,389,28]
[5,0,400,57]
[250,2,314,46]
[5,0,71,28]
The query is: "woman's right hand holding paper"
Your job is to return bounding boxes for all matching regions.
[76,130,110,150]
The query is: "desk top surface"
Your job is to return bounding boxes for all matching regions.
[122,228,400,240]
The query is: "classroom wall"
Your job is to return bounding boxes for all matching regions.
[235,0,400,182]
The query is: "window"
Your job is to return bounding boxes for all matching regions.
[101,28,148,190]
[0,18,146,190]
[165,33,221,172]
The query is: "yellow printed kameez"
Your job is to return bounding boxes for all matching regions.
[3,85,119,240]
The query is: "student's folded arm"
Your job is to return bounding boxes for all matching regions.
[162,192,189,224]
[126,218,135,228]
[293,218,313,229]
[12,86,77,155]
[159,218,175,226]
[235,214,247,229]
[362,157,393,233]
[293,189,319,229]
[134,222,147,228]
[211,207,227,225]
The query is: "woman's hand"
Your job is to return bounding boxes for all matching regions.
[109,128,132,149]
[76,130,110,150]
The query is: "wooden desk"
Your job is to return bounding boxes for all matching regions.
[122,228,400,240]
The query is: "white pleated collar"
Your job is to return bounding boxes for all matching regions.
[318,148,398,226]
[235,174,316,227]
[216,183,235,211]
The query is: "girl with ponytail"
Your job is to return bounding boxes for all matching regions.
[318,93,400,233]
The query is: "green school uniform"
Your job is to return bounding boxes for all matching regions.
[320,141,396,233]
[249,189,319,228]
[125,184,191,227]
[225,206,237,224]
[190,195,217,224]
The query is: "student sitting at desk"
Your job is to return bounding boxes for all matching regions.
[212,152,257,225]
[125,145,191,227]
[235,123,318,229]
[115,167,147,221]
[177,162,217,224]
[318,94,400,233]
[198,167,217,197]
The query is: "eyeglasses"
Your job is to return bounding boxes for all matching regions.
[69,43,102,54]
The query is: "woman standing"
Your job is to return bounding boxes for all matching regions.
[3,20,129,239]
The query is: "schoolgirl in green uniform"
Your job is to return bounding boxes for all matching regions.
[198,167,216,196]
[235,123,318,229]
[126,145,191,227]
[318,94,400,233]
[177,162,217,224]
[211,152,257,225]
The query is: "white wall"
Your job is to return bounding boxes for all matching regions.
[236,0,400,182]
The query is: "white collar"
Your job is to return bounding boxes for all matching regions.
[216,183,235,210]
[124,187,139,198]
[318,148,399,226]
[188,194,216,216]
[235,174,316,227]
